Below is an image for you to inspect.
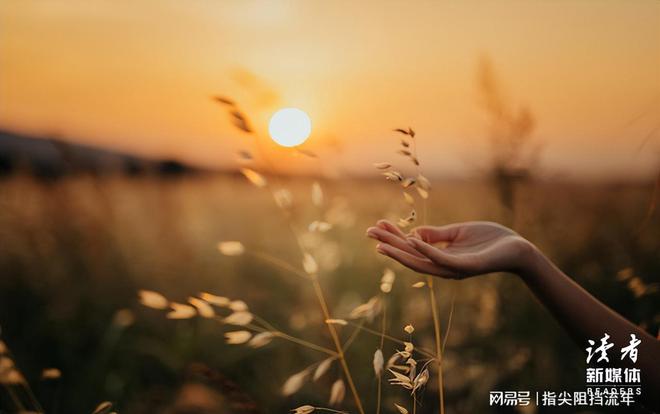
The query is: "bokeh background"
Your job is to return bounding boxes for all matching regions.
[0,1,659,413]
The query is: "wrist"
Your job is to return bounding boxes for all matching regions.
[513,237,546,281]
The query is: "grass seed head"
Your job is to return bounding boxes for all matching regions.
[292,405,315,414]
[223,311,253,326]
[325,319,348,326]
[138,290,169,310]
[308,221,332,232]
[274,188,293,209]
[92,401,114,414]
[248,332,275,348]
[401,178,416,188]
[313,357,334,381]
[225,330,252,345]
[329,378,346,406]
[217,241,245,256]
[282,368,310,396]
[373,349,384,376]
[383,171,403,181]
[416,187,429,199]
[240,168,267,188]
[311,182,324,206]
[188,297,215,318]
[199,292,231,307]
[302,253,319,275]
[229,300,249,312]
[380,268,395,293]
[41,368,62,380]
[394,403,409,414]
[166,303,196,320]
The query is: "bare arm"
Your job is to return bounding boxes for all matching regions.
[367,220,660,410]
[520,246,659,408]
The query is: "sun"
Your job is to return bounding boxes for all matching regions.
[268,108,312,147]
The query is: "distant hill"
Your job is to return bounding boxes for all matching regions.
[0,130,199,179]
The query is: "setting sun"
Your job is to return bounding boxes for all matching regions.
[268,108,312,147]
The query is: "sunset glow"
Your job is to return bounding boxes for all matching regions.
[0,1,658,178]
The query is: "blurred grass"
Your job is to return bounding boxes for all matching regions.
[0,173,658,413]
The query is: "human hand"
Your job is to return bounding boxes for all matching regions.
[366,220,534,279]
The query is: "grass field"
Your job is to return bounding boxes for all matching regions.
[0,172,658,413]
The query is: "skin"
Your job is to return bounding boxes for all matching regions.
[367,220,660,411]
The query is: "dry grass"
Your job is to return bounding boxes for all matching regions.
[0,95,658,413]
[0,170,658,412]
[127,101,446,414]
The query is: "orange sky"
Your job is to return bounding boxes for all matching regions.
[1,1,659,179]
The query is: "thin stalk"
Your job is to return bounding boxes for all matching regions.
[272,330,337,357]
[341,319,365,353]
[256,198,365,412]
[250,251,311,281]
[279,218,365,414]
[224,316,337,356]
[442,290,456,354]
[311,276,365,414]
[379,300,387,348]
[376,360,383,414]
[343,321,435,359]
[2,343,44,413]
[412,134,445,414]
[376,299,387,414]
[427,277,445,414]
[23,383,44,413]
[5,385,25,412]
[237,122,365,413]
[250,248,438,360]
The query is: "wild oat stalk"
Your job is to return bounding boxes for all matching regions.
[137,100,440,413]
[377,127,447,413]
[200,98,367,412]
[387,324,431,414]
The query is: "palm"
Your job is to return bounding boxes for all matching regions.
[367,220,528,279]
[424,222,522,275]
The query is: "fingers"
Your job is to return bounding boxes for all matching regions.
[407,237,464,273]
[367,226,425,258]
[376,220,408,239]
[375,242,439,275]
[409,223,462,244]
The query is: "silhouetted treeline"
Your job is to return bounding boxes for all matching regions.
[0,130,200,180]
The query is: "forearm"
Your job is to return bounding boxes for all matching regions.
[518,243,660,408]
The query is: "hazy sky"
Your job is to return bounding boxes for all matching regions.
[1,1,659,179]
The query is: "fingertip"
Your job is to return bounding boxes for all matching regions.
[367,228,385,241]
[376,242,388,253]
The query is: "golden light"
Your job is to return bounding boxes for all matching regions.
[268,108,312,147]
